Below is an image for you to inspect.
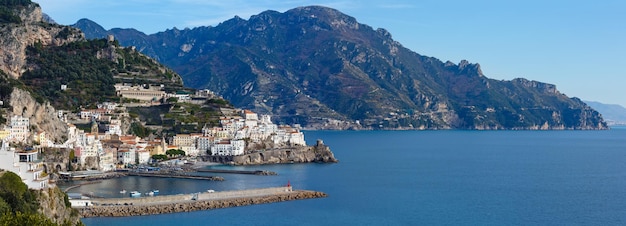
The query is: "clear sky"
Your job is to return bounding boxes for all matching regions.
[37,0,626,106]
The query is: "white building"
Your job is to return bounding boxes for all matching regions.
[106,119,122,136]
[137,150,150,164]
[118,150,136,165]
[10,115,29,143]
[98,150,115,172]
[196,136,213,154]
[210,139,245,156]
[180,146,199,156]
[0,141,48,189]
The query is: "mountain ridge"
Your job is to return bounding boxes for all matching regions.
[72,6,607,130]
[584,101,626,125]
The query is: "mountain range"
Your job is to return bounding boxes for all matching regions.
[66,6,604,130]
[584,101,626,126]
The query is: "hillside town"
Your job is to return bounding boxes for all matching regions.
[0,85,306,190]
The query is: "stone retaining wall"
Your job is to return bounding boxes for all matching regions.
[77,189,327,217]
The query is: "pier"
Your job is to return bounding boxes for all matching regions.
[195,169,277,175]
[126,172,225,181]
[74,187,327,217]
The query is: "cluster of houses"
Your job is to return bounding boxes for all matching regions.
[0,102,306,189]
[0,116,48,189]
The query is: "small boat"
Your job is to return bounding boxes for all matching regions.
[129,191,141,197]
[119,190,127,194]
[146,191,154,196]
[207,189,215,193]
[151,190,159,195]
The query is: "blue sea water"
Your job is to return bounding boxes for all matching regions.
[79,129,626,225]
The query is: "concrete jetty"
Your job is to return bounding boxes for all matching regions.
[75,187,327,217]
[196,169,277,175]
[126,172,225,181]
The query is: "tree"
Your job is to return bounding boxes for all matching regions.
[0,172,38,214]
[0,197,10,215]
[167,97,178,103]
[0,211,56,226]
[151,154,168,161]
[129,122,151,138]
[165,149,185,157]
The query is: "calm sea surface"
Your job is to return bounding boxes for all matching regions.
[78,129,626,225]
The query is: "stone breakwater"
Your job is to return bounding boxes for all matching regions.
[76,188,327,217]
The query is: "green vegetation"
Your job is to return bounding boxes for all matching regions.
[129,122,151,138]
[166,149,185,157]
[128,100,228,135]
[0,211,56,226]
[151,154,167,161]
[73,123,92,133]
[206,98,230,106]
[164,102,223,134]
[0,171,39,214]
[22,39,117,110]
[21,38,185,112]
[0,171,57,226]
[55,27,72,39]
[0,171,82,225]
[127,105,169,125]
[0,0,32,24]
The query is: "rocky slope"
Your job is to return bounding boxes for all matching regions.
[0,1,83,78]
[37,187,83,225]
[9,88,67,142]
[0,1,188,141]
[73,6,607,130]
[0,170,82,225]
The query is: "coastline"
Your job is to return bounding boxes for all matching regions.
[75,187,327,217]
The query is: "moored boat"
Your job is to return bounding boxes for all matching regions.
[129,191,141,197]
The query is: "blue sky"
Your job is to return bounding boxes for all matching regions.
[37,0,626,106]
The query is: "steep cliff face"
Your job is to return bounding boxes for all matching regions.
[9,88,67,142]
[0,2,83,78]
[37,187,82,225]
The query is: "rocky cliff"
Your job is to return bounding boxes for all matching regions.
[0,2,83,78]
[232,140,338,165]
[9,88,67,142]
[74,6,607,130]
[37,187,82,225]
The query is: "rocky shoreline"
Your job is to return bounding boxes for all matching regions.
[231,139,338,165]
[77,190,327,217]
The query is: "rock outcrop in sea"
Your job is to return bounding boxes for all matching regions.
[232,139,338,165]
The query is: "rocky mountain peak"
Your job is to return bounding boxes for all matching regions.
[286,6,360,31]
[41,12,55,24]
[0,1,84,78]
[456,60,484,77]
[72,18,107,39]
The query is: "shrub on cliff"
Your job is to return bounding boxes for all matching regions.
[0,172,84,226]
[0,171,39,214]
